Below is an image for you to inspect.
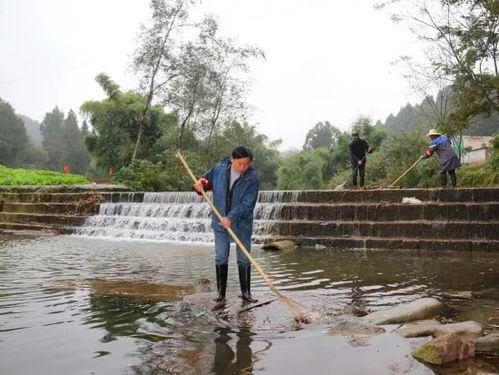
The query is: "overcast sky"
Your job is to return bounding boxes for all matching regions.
[0,0,424,150]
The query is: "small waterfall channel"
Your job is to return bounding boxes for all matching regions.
[74,191,300,243]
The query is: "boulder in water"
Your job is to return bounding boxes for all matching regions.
[261,240,297,251]
[475,333,499,354]
[327,319,385,337]
[411,333,475,365]
[361,298,445,325]
[397,320,482,339]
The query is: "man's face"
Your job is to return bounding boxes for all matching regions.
[352,134,359,141]
[231,157,252,174]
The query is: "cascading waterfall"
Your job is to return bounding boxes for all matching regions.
[74,191,301,243]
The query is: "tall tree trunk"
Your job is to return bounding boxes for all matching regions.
[131,1,185,162]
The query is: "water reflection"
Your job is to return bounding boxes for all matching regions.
[214,328,254,375]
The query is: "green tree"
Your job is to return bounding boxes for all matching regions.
[61,110,91,174]
[351,116,387,149]
[131,0,193,162]
[82,74,165,173]
[277,150,326,190]
[210,121,281,189]
[40,107,65,170]
[0,98,29,167]
[379,0,499,135]
[303,121,341,151]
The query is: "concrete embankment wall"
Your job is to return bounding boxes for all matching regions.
[263,188,499,251]
[0,186,498,251]
[0,185,130,235]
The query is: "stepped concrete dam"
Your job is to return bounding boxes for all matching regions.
[0,185,497,251]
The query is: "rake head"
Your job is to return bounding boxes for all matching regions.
[277,293,311,324]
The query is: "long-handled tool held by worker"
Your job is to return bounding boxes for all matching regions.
[334,155,367,190]
[389,155,424,187]
[176,151,310,324]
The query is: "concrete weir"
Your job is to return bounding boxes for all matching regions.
[0,185,130,235]
[0,186,498,251]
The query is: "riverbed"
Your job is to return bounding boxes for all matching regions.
[1,235,498,374]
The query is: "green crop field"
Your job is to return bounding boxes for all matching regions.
[0,165,88,186]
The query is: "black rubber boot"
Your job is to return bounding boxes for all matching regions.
[238,265,257,303]
[214,264,228,302]
[450,171,457,188]
[440,172,447,188]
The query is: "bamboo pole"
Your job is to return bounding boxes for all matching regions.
[176,151,309,323]
[389,155,424,187]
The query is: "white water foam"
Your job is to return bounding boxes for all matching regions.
[74,191,298,243]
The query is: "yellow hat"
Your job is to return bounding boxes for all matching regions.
[426,128,441,136]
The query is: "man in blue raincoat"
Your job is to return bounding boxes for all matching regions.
[424,129,462,188]
[194,146,259,303]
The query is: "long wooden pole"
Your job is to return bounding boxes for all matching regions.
[389,155,424,187]
[176,151,308,321]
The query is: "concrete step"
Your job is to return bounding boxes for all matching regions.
[265,220,499,241]
[0,212,87,226]
[0,191,142,203]
[0,222,60,234]
[261,202,499,222]
[2,202,100,215]
[268,235,499,252]
[0,192,102,203]
[258,188,499,204]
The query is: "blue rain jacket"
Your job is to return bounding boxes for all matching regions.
[429,135,461,172]
[203,157,259,243]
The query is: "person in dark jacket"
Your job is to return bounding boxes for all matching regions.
[349,131,373,188]
[424,129,461,188]
[194,146,259,304]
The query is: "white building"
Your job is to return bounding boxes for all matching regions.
[461,135,494,164]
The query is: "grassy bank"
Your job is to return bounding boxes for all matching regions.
[0,165,88,186]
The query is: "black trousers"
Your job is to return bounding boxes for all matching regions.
[352,163,366,187]
[440,169,457,187]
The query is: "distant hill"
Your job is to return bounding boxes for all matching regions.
[382,95,499,136]
[18,114,42,146]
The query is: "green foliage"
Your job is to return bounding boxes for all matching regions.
[39,107,91,173]
[210,121,281,189]
[0,165,88,186]
[116,160,170,191]
[0,98,29,167]
[381,0,499,135]
[62,110,91,174]
[383,94,498,137]
[40,107,65,170]
[458,162,499,187]
[303,121,341,151]
[277,150,326,190]
[82,74,166,172]
[277,118,389,190]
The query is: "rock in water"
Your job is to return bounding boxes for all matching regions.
[475,333,499,354]
[261,240,297,251]
[396,319,441,338]
[397,320,482,339]
[361,298,445,325]
[411,333,475,365]
[327,319,385,337]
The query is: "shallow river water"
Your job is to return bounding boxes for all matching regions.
[1,235,498,374]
